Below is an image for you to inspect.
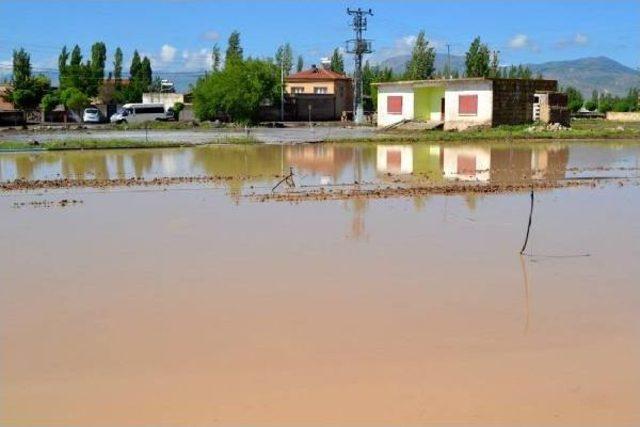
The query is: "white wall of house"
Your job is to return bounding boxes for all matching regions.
[444,81,493,130]
[142,93,185,111]
[376,85,415,127]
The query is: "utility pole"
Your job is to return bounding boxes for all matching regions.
[346,7,373,125]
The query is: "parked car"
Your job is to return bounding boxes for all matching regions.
[83,108,103,123]
[110,103,166,124]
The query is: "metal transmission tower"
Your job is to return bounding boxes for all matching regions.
[346,7,373,124]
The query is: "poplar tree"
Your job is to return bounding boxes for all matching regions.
[58,46,69,89]
[296,55,304,72]
[404,31,435,80]
[225,31,243,66]
[465,37,490,77]
[330,48,344,73]
[212,44,221,72]
[113,47,123,86]
[275,43,293,75]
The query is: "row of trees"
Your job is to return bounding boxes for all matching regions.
[565,86,640,113]
[2,43,154,118]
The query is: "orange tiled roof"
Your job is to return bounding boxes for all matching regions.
[287,67,350,81]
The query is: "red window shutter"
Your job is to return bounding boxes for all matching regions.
[459,95,478,115]
[387,96,403,114]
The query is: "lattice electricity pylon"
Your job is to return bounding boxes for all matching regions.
[346,7,374,124]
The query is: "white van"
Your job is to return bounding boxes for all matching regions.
[110,103,167,124]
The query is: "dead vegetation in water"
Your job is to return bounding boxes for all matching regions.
[0,175,257,191]
[12,199,84,208]
[252,179,627,203]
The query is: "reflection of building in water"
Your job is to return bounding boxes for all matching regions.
[376,145,413,174]
[442,147,491,181]
[441,146,569,183]
[285,145,354,184]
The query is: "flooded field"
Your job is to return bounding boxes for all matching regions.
[1,141,640,426]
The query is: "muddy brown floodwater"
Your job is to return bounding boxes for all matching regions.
[1,141,639,427]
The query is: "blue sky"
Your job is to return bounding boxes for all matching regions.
[1,0,639,74]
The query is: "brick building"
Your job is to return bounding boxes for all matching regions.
[374,77,567,130]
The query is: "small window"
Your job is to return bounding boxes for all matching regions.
[314,87,328,94]
[291,86,305,94]
[459,95,478,115]
[387,96,403,114]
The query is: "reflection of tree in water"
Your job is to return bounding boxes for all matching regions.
[5,153,60,180]
[190,145,284,198]
[60,152,111,179]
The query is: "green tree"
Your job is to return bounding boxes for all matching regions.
[60,87,90,118]
[275,43,293,75]
[193,58,279,123]
[140,57,152,87]
[565,86,584,113]
[489,50,500,77]
[11,48,32,90]
[225,31,243,66]
[4,49,51,110]
[40,92,60,119]
[89,42,107,95]
[405,31,435,80]
[68,45,84,91]
[212,43,221,72]
[296,55,304,72]
[113,47,123,81]
[465,37,490,77]
[584,100,597,111]
[129,50,142,80]
[330,48,345,74]
[58,46,69,89]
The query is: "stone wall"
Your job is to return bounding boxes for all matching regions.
[491,79,557,126]
[606,112,640,122]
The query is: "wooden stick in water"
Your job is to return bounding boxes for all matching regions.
[520,189,534,255]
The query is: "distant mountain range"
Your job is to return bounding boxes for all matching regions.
[379,55,640,97]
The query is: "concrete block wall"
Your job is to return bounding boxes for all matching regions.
[492,79,557,126]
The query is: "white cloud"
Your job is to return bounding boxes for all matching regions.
[180,48,213,71]
[370,33,443,65]
[508,34,529,49]
[201,30,220,41]
[574,33,588,45]
[160,44,177,63]
[556,33,589,49]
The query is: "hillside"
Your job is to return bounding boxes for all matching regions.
[378,55,639,97]
[526,56,639,96]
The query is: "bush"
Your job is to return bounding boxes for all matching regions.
[584,100,597,111]
[60,87,90,116]
[40,93,60,115]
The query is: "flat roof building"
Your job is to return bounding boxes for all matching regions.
[373,77,568,130]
